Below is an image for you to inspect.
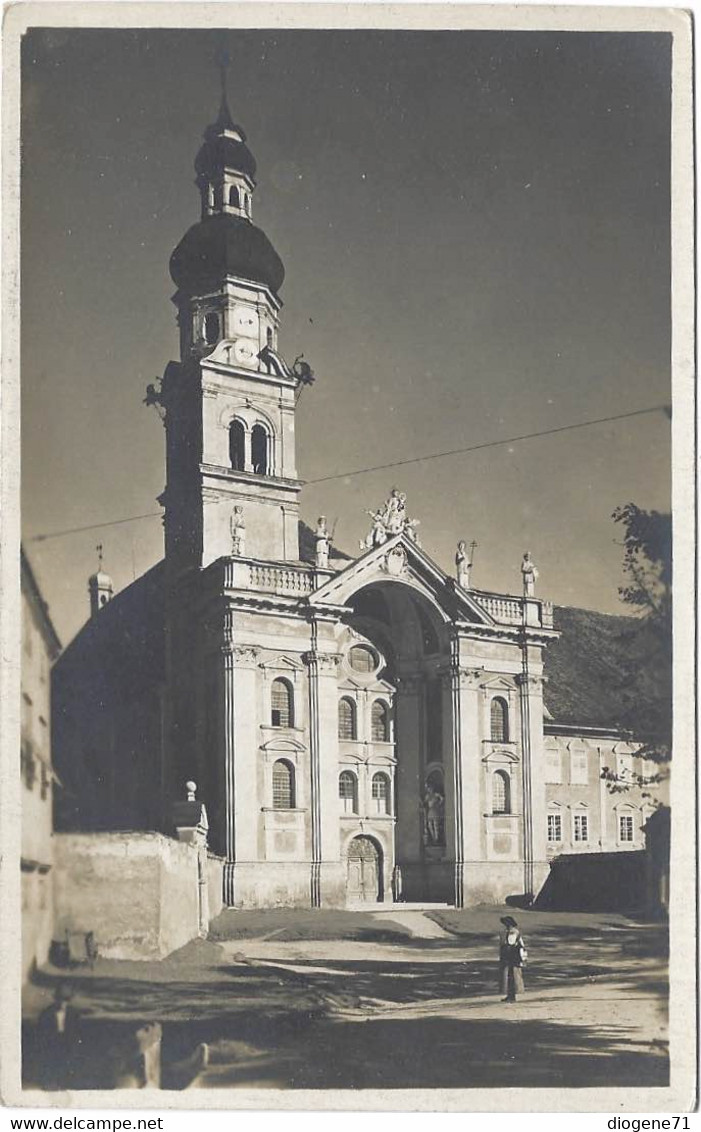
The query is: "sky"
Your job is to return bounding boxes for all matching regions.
[20,27,672,645]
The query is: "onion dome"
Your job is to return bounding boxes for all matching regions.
[88,568,113,588]
[194,97,257,184]
[170,212,285,296]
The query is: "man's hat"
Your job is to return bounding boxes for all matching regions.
[500,915,518,928]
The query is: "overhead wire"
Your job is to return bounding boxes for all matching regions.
[26,403,670,543]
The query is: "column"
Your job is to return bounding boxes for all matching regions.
[445,644,484,908]
[394,672,423,898]
[222,641,259,906]
[516,668,547,901]
[222,646,236,903]
[305,648,322,906]
[303,639,342,907]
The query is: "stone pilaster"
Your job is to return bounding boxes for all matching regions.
[394,672,423,868]
[221,638,259,906]
[444,645,484,908]
[516,669,546,900]
[303,642,342,907]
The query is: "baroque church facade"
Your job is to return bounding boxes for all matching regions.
[52,90,658,910]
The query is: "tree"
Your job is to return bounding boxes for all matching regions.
[602,504,672,793]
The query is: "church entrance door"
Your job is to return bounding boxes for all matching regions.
[346,836,382,903]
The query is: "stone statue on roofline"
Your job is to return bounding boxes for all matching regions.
[521,551,539,597]
[315,516,330,569]
[455,540,472,589]
[360,488,421,550]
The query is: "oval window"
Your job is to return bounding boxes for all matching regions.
[349,645,377,673]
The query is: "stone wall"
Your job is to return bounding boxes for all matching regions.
[206,854,225,920]
[22,865,53,980]
[54,833,201,960]
[22,554,60,980]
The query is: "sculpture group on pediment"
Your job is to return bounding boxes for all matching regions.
[360,488,421,550]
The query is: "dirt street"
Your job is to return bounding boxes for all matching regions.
[22,907,668,1091]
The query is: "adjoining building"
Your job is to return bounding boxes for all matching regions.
[51,89,664,910]
[21,549,61,979]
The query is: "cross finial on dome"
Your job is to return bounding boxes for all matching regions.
[96,542,103,569]
[212,46,238,135]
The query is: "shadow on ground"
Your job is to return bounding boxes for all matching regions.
[22,911,669,1091]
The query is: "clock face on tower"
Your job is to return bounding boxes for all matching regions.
[232,304,260,338]
[233,337,258,368]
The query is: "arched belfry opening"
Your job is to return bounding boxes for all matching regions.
[343,580,455,904]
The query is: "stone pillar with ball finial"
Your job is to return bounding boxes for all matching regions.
[172,781,210,936]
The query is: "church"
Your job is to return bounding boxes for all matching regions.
[52,86,659,911]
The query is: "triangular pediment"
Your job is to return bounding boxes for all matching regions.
[481,676,516,693]
[258,654,305,674]
[310,533,494,625]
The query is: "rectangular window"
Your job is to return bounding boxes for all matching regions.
[545,750,562,784]
[619,814,634,843]
[547,813,562,842]
[573,813,589,842]
[570,751,589,785]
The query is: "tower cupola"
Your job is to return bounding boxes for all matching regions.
[194,83,257,222]
[160,67,303,573]
[88,544,114,617]
[169,66,285,362]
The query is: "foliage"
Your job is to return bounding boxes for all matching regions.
[604,504,672,790]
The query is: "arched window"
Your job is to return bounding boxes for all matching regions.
[229,185,239,207]
[371,772,391,815]
[339,771,358,814]
[245,194,252,217]
[204,312,220,345]
[371,700,389,742]
[272,759,295,809]
[492,769,511,814]
[490,697,509,742]
[266,326,274,348]
[251,424,269,475]
[338,697,357,741]
[229,420,246,471]
[271,678,293,728]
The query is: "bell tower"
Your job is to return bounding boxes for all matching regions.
[159,66,303,575]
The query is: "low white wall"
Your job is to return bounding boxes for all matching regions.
[207,854,225,920]
[54,833,201,960]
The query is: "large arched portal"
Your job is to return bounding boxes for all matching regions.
[344,580,456,904]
